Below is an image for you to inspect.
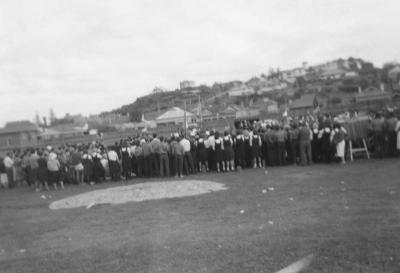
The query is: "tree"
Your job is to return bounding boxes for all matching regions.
[49,108,56,124]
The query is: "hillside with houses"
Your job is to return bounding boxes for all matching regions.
[1,57,400,152]
[106,57,400,122]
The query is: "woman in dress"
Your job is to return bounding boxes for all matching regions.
[196,133,208,172]
[251,129,262,168]
[332,123,347,164]
[214,131,224,172]
[121,143,132,180]
[234,129,245,170]
[223,131,235,171]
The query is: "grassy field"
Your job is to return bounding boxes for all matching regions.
[0,159,399,273]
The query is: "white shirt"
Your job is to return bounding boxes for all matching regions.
[107,150,119,161]
[3,156,13,168]
[180,138,191,152]
[206,135,215,150]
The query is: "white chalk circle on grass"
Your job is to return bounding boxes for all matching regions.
[49,180,228,210]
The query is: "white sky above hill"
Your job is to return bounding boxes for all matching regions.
[0,0,399,126]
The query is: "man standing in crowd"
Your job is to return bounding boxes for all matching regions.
[150,134,161,176]
[385,112,398,157]
[276,125,287,166]
[21,151,32,187]
[370,112,385,158]
[170,135,184,178]
[159,136,170,177]
[142,138,153,177]
[29,150,39,191]
[180,135,194,175]
[298,121,312,166]
[71,147,84,184]
[107,147,120,181]
[3,153,14,188]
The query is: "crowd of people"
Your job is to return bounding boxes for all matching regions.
[1,110,399,191]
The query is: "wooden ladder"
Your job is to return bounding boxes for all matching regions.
[349,139,370,161]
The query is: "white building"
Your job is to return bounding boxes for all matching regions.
[227,85,255,97]
[156,107,196,125]
[180,80,196,89]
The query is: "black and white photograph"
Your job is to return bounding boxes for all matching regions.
[0,0,400,272]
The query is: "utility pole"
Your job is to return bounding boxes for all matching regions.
[184,100,187,138]
[198,94,203,129]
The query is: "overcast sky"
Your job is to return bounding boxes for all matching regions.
[0,0,399,126]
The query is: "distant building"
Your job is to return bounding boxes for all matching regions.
[280,67,307,81]
[257,80,288,94]
[0,121,39,151]
[354,87,391,104]
[227,85,255,97]
[289,94,318,114]
[180,80,196,89]
[265,99,279,113]
[156,107,196,125]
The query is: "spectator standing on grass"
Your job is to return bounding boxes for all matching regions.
[396,114,400,154]
[332,123,347,164]
[107,147,120,181]
[298,121,312,166]
[196,133,209,172]
[170,136,184,178]
[71,147,84,184]
[21,151,32,187]
[142,138,153,177]
[275,125,287,166]
[223,131,235,171]
[13,152,23,187]
[288,123,299,165]
[370,112,385,158]
[134,141,144,177]
[3,153,14,188]
[47,152,64,190]
[29,150,39,191]
[92,149,104,183]
[150,134,160,176]
[385,112,398,157]
[214,131,224,172]
[0,157,7,188]
[180,135,194,175]
[121,142,132,180]
[159,136,170,177]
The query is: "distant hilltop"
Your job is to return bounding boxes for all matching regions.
[103,57,400,121]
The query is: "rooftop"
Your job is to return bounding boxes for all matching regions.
[0,121,39,134]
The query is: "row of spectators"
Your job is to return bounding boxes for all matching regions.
[1,110,399,190]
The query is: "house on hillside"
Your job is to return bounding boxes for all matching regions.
[354,86,391,105]
[227,84,255,97]
[0,121,39,150]
[235,108,260,120]
[180,80,196,89]
[257,80,288,94]
[265,99,279,113]
[280,67,307,82]
[190,105,215,121]
[289,94,318,114]
[220,105,241,118]
[156,107,196,126]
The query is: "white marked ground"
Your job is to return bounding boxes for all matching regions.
[49,180,228,210]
